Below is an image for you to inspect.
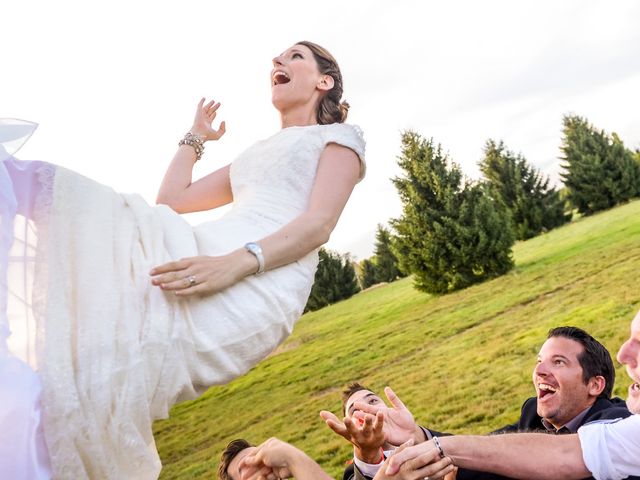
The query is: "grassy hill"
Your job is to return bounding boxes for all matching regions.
[154,199,640,479]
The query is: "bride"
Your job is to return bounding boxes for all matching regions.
[0,41,365,479]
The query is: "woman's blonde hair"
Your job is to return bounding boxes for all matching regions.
[296,40,349,125]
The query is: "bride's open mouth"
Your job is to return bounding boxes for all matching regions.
[272,71,291,86]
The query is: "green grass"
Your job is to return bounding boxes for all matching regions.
[154,199,640,479]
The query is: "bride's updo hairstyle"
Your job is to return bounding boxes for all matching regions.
[297,41,349,125]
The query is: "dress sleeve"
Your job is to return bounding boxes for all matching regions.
[321,123,367,182]
[577,415,640,480]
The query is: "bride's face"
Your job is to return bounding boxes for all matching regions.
[271,44,330,111]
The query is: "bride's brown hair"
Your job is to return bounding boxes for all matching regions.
[296,41,349,125]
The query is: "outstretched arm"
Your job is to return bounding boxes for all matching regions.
[151,141,361,295]
[156,98,231,213]
[384,434,590,480]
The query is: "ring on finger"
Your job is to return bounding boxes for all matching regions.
[186,275,197,287]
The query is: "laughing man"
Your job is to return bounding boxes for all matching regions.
[323,326,632,480]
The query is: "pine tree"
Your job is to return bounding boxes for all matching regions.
[372,224,405,283]
[359,258,378,289]
[305,248,360,312]
[560,115,640,215]
[480,139,571,240]
[391,131,514,294]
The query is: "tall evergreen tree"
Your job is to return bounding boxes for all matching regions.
[372,224,405,283]
[560,115,640,215]
[391,131,514,294]
[305,248,360,312]
[480,139,571,240]
[359,258,378,289]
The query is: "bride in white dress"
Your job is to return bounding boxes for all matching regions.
[0,41,365,479]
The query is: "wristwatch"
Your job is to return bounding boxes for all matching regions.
[244,242,265,275]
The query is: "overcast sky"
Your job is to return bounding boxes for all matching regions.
[3,0,640,259]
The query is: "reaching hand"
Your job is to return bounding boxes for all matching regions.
[238,437,335,480]
[150,253,244,297]
[352,387,422,446]
[381,440,455,480]
[320,409,385,463]
[190,98,226,141]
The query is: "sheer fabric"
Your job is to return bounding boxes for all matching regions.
[1,120,53,479]
[1,122,365,479]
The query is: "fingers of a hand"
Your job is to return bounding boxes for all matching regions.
[385,386,407,411]
[211,121,226,139]
[343,416,362,436]
[443,465,458,480]
[408,456,454,480]
[198,98,205,108]
[353,400,380,415]
[274,466,292,478]
[384,440,417,475]
[242,465,272,480]
[238,460,260,480]
[240,454,259,467]
[374,411,385,434]
[149,260,189,277]
[207,102,221,113]
[327,419,349,436]
[151,266,198,288]
[320,411,346,433]
[363,413,374,430]
[319,410,339,423]
[174,281,212,297]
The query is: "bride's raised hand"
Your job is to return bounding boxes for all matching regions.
[190,97,226,141]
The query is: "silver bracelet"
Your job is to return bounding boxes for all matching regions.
[178,132,205,161]
[244,242,265,275]
[432,436,445,458]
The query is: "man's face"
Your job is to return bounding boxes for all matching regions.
[617,312,640,414]
[226,446,257,480]
[345,389,385,418]
[533,336,601,429]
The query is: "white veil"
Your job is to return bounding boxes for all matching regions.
[0,118,38,352]
[0,119,52,479]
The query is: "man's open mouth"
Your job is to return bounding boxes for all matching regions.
[538,383,558,399]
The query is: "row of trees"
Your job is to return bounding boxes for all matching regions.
[304,226,407,313]
[561,115,640,215]
[306,114,640,309]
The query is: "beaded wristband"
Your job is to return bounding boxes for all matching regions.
[432,436,445,459]
[178,132,205,161]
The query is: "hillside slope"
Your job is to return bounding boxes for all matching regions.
[155,199,640,479]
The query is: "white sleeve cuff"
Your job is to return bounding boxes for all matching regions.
[353,453,385,478]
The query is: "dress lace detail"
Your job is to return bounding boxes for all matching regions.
[5,123,365,478]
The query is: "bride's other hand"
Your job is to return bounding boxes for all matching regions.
[149,248,258,296]
[190,97,226,141]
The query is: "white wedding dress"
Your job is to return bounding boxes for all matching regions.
[0,122,365,479]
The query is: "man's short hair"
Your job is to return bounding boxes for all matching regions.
[548,326,615,398]
[342,382,370,415]
[218,438,253,480]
